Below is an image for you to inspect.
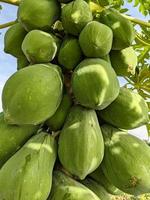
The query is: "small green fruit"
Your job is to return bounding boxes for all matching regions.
[79,21,113,57]
[48,171,101,200]
[58,105,104,180]
[2,64,63,125]
[61,0,93,36]
[58,36,82,70]
[110,47,138,76]
[0,132,57,200]
[98,87,149,129]
[4,22,27,58]
[17,55,29,70]
[22,30,57,63]
[72,58,119,110]
[18,0,60,31]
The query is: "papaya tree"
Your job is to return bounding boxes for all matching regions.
[0,0,150,200]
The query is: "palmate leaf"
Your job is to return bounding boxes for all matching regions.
[127,0,150,16]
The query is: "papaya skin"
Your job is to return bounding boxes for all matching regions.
[18,0,60,31]
[0,113,38,168]
[58,105,104,180]
[58,36,82,70]
[22,30,57,63]
[79,21,113,57]
[98,87,149,129]
[4,22,27,58]
[48,171,101,200]
[110,47,138,76]
[0,132,57,200]
[61,0,93,36]
[98,8,135,50]
[72,58,120,110]
[2,64,63,125]
[101,124,150,195]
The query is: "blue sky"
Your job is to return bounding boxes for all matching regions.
[0,2,149,139]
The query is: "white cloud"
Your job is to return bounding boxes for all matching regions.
[129,126,148,141]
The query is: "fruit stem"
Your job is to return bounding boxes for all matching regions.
[121,14,150,28]
[0,0,20,5]
[0,20,17,29]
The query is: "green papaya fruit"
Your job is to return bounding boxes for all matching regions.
[99,8,135,50]
[72,58,120,110]
[4,22,27,58]
[18,0,60,31]
[46,93,72,131]
[58,105,104,180]
[82,178,112,200]
[58,36,82,70]
[0,132,57,200]
[90,166,124,195]
[98,87,149,129]
[0,113,38,168]
[110,47,138,76]
[2,63,63,125]
[79,21,113,57]
[61,0,93,36]
[48,170,101,200]
[17,55,29,70]
[101,124,150,195]
[22,30,57,63]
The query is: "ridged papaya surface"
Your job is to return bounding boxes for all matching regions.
[72,58,119,110]
[18,0,60,31]
[0,113,37,168]
[46,93,72,131]
[98,87,149,129]
[82,178,112,200]
[61,0,93,36]
[99,8,135,50]
[110,47,138,76]
[58,105,104,180]
[58,36,82,70]
[101,124,150,195]
[48,170,101,200]
[4,22,27,58]
[79,21,113,57]
[0,132,57,200]
[2,64,63,125]
[22,30,57,63]
[90,165,124,195]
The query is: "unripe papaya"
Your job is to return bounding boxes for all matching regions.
[110,47,138,76]
[90,166,124,195]
[46,93,72,131]
[58,105,104,180]
[72,58,120,110]
[99,8,135,50]
[61,0,93,36]
[18,0,60,31]
[101,124,150,195]
[79,21,113,57]
[82,178,112,200]
[0,132,57,200]
[22,30,57,64]
[17,55,29,70]
[48,170,101,200]
[58,36,82,70]
[98,87,149,129]
[2,64,63,125]
[0,113,38,168]
[4,22,27,58]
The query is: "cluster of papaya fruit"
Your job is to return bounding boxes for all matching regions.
[1,0,150,199]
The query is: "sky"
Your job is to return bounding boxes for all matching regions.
[0,2,149,140]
